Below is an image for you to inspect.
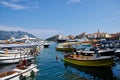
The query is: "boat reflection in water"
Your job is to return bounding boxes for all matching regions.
[112,62,120,80]
[64,62,115,80]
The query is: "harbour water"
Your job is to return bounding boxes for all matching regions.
[35,42,120,80]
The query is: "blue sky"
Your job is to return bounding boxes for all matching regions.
[0,0,120,39]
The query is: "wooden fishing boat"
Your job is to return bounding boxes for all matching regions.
[64,54,114,67]
[62,41,116,67]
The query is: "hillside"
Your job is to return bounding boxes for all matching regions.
[0,30,36,40]
[45,35,59,41]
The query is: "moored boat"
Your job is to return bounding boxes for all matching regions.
[0,43,39,80]
[92,40,116,56]
[56,42,80,52]
[0,55,34,64]
[56,35,68,43]
[63,50,114,67]
[56,39,67,43]
[98,49,115,56]
[0,61,39,80]
[115,49,120,58]
[56,46,75,52]
[0,44,40,64]
[64,56,114,67]
[43,41,50,48]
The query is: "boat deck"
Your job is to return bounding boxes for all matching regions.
[67,54,113,61]
[0,64,17,73]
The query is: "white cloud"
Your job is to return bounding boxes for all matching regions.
[0,0,39,10]
[0,25,25,31]
[0,1,26,9]
[10,0,20,3]
[0,25,61,39]
[67,0,81,4]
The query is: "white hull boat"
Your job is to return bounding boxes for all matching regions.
[0,50,24,54]
[0,44,40,64]
[0,55,34,64]
[0,64,39,80]
[0,43,39,80]
[115,49,120,57]
[98,49,115,56]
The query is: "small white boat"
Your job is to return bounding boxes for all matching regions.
[43,42,49,48]
[41,41,50,48]
[0,44,40,64]
[0,62,39,80]
[0,50,24,54]
[0,54,34,64]
[98,48,115,56]
[0,43,39,80]
[115,49,120,57]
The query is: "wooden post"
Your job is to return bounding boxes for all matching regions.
[5,49,8,55]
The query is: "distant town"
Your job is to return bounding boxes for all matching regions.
[0,30,120,41]
[60,30,120,40]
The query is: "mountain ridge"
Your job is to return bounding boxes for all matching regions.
[0,30,37,40]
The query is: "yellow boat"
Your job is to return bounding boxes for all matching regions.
[56,43,76,52]
[64,55,114,67]
[56,47,75,52]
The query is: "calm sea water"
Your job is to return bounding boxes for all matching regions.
[35,42,120,80]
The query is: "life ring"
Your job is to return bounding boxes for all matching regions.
[19,74,26,80]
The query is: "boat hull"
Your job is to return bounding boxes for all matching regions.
[0,56,34,64]
[56,39,67,43]
[56,47,75,52]
[115,49,120,57]
[0,64,38,80]
[64,57,114,67]
[43,45,49,48]
[99,50,115,56]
